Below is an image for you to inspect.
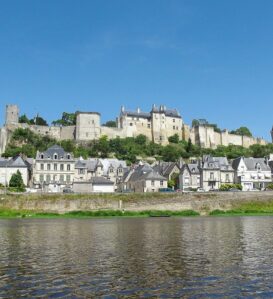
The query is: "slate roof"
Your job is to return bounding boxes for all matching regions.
[121,105,181,119]
[38,145,73,160]
[202,156,233,171]
[187,163,200,174]
[151,106,181,118]
[0,156,29,168]
[232,157,271,171]
[153,162,179,177]
[128,164,167,182]
[90,177,114,185]
[121,110,151,119]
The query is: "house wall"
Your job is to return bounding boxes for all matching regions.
[144,179,167,192]
[0,167,28,186]
[93,184,114,193]
[73,182,92,193]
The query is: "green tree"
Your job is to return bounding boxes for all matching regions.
[135,134,147,145]
[168,134,179,144]
[9,170,25,191]
[19,114,31,124]
[230,126,252,137]
[102,120,117,128]
[52,112,76,126]
[31,116,48,126]
[162,145,181,162]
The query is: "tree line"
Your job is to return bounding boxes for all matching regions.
[2,128,273,164]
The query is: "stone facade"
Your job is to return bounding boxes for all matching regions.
[33,145,75,192]
[0,104,269,156]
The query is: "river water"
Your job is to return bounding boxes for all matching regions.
[0,217,273,298]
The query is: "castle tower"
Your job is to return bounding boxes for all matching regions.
[75,112,101,141]
[5,104,19,125]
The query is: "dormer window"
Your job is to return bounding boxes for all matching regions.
[54,154,58,160]
[109,168,114,173]
[40,154,44,159]
[67,154,71,160]
[256,163,261,171]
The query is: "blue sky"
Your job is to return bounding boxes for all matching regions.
[0,0,272,140]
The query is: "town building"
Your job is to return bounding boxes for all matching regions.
[122,163,167,192]
[179,163,201,191]
[152,161,181,182]
[73,176,115,193]
[232,157,272,191]
[73,157,127,192]
[33,145,75,192]
[200,156,235,191]
[0,155,31,187]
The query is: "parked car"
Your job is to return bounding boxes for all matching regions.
[63,188,74,194]
[197,188,205,192]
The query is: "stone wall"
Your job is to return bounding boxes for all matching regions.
[1,191,273,215]
[191,126,268,149]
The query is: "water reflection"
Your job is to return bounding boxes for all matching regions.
[0,217,273,297]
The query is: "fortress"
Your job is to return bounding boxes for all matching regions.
[0,104,269,155]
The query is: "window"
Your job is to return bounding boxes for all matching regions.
[109,168,114,173]
[54,154,58,160]
[173,126,175,130]
[130,123,133,126]
[46,174,50,183]
[54,164,57,171]
[60,175,64,183]
[147,124,151,128]
[118,168,123,173]
[39,174,44,183]
[40,163,44,171]
[79,169,85,175]
[151,180,155,186]
[210,172,214,180]
[47,164,51,171]
[60,164,64,171]
[67,164,71,171]
[173,119,175,122]
[160,180,163,186]
[67,154,71,160]
[86,132,88,137]
[226,174,229,182]
[67,175,71,183]
[40,154,44,159]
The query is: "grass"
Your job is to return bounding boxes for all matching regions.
[210,199,273,216]
[0,209,200,218]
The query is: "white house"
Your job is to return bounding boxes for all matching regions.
[179,163,201,191]
[232,157,272,191]
[0,155,30,187]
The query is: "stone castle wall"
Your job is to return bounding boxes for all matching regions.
[0,104,269,156]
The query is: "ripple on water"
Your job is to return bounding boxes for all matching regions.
[0,217,273,297]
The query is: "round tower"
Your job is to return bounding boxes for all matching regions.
[5,104,19,125]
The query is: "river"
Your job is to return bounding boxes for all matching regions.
[0,217,273,298]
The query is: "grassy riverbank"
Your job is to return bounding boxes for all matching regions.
[0,209,200,218]
[209,199,273,216]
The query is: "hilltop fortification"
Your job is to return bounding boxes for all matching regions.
[0,104,268,155]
